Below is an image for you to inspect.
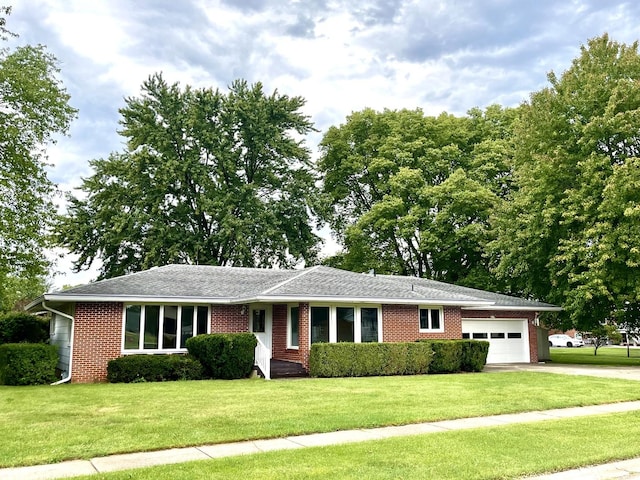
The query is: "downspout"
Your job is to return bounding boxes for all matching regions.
[42,301,75,385]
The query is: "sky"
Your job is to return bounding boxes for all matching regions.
[6,0,640,289]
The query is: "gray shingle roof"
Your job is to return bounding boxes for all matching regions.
[42,265,560,311]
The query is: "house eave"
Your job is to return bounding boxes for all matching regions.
[37,293,237,305]
[461,305,563,312]
[35,293,496,308]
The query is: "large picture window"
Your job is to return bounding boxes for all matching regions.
[310,305,381,344]
[123,304,210,352]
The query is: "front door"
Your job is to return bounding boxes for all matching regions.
[250,305,272,358]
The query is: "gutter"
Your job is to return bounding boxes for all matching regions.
[41,301,75,385]
[461,305,563,312]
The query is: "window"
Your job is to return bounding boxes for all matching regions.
[163,306,178,349]
[310,305,381,344]
[123,304,209,351]
[253,309,266,333]
[124,305,141,349]
[491,332,505,339]
[473,332,488,339]
[419,307,443,332]
[336,307,354,342]
[311,306,330,343]
[288,305,299,348]
[360,308,379,343]
[508,332,522,339]
[462,333,470,339]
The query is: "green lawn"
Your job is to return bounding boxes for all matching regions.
[2,372,640,468]
[81,411,640,480]
[551,346,640,366]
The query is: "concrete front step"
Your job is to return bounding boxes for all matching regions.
[270,359,308,379]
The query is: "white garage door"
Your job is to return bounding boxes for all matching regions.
[461,318,530,363]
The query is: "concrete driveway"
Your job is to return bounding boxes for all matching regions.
[484,363,640,381]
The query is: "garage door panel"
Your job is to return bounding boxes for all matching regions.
[462,319,529,363]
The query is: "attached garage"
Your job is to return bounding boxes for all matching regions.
[462,318,530,363]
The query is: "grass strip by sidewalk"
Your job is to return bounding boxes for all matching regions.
[77,410,640,480]
[2,371,640,467]
[551,346,640,366]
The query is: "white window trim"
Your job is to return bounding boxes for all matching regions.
[287,304,300,350]
[121,304,211,354]
[418,306,444,333]
[309,304,383,344]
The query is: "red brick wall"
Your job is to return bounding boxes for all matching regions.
[272,304,302,363]
[71,302,123,383]
[462,310,538,363]
[382,305,462,342]
[211,304,248,332]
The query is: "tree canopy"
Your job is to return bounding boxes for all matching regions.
[0,8,76,311]
[58,74,321,278]
[318,105,516,289]
[491,34,640,330]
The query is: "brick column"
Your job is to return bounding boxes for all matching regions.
[72,302,123,383]
[298,303,310,371]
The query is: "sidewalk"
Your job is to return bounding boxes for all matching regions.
[3,400,640,480]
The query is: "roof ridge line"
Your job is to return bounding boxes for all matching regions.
[260,265,321,295]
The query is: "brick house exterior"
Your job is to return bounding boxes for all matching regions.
[30,265,558,383]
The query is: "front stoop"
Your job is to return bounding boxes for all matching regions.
[270,359,308,379]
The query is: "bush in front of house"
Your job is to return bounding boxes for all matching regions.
[107,354,204,383]
[421,340,463,373]
[186,333,257,379]
[460,340,490,372]
[417,339,490,373]
[309,342,433,377]
[0,312,49,345]
[0,343,58,385]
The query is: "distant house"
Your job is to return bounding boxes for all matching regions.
[27,265,560,383]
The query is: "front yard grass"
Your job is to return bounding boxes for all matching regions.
[551,346,640,366]
[2,372,640,468]
[80,410,640,480]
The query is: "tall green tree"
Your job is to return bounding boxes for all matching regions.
[319,106,516,288]
[0,7,76,311]
[491,34,640,330]
[58,74,320,278]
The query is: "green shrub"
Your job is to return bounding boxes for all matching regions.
[416,340,490,373]
[424,340,463,373]
[0,343,58,385]
[0,312,49,345]
[186,333,257,379]
[309,342,433,377]
[460,340,489,372]
[107,354,204,383]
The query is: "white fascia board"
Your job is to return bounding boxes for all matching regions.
[41,294,236,304]
[252,295,494,306]
[25,296,45,311]
[461,305,563,312]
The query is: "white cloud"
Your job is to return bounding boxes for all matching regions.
[6,0,640,289]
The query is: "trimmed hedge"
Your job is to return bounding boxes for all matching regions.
[309,342,433,377]
[425,340,463,373]
[186,333,257,379]
[0,343,58,385]
[460,340,490,372]
[0,312,49,345]
[417,339,490,373]
[107,354,204,383]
